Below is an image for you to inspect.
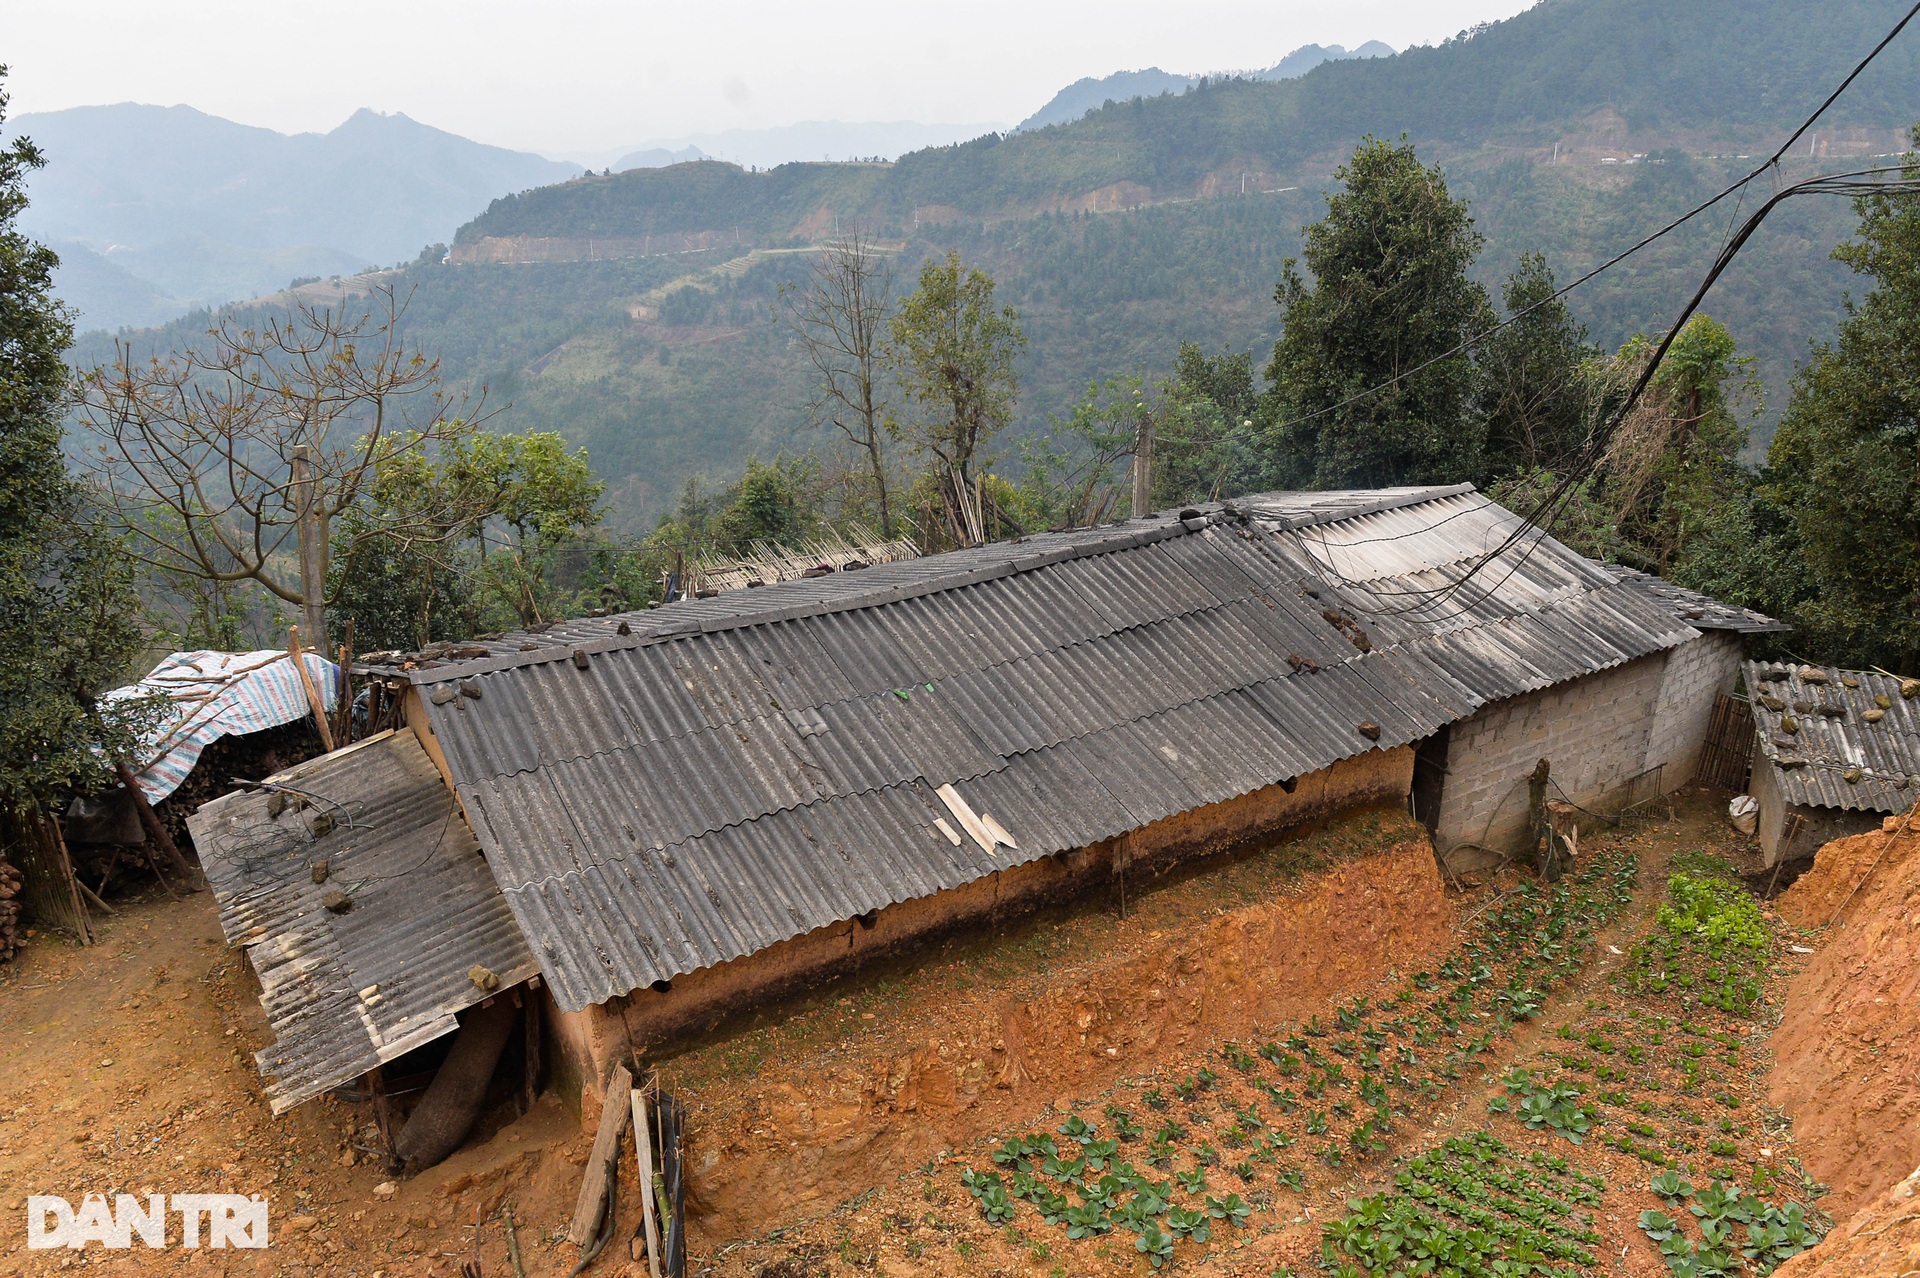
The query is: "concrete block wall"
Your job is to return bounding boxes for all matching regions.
[1645,632,1745,788]
[1434,633,1745,868]
[1435,652,1669,864]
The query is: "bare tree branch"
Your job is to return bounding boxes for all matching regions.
[76,284,498,640]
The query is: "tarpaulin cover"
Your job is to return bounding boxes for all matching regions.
[106,650,339,803]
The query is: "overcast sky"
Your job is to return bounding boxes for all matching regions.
[0,0,1535,157]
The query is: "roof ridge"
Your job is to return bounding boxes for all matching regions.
[386,486,1487,687]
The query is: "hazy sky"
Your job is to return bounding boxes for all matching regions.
[0,0,1535,157]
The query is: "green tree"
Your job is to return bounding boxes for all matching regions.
[885,251,1025,544]
[1262,136,1494,489]
[1173,343,1260,430]
[0,70,149,810]
[1764,128,1920,669]
[708,455,819,552]
[1477,252,1598,480]
[328,429,606,647]
[1597,316,1757,578]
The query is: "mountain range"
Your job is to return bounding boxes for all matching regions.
[9,104,581,329]
[609,122,1006,173]
[58,0,1920,535]
[1014,41,1396,132]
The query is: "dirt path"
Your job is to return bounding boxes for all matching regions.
[0,886,597,1277]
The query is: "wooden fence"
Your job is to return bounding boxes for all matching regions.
[1697,693,1756,792]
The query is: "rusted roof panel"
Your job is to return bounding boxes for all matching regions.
[188,731,538,1113]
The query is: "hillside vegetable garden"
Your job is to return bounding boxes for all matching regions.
[953,843,1831,1276]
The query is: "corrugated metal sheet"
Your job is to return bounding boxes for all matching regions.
[188,731,538,1113]
[387,487,1771,1012]
[1745,661,1920,813]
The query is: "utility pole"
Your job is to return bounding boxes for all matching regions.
[1131,409,1153,518]
[290,444,328,654]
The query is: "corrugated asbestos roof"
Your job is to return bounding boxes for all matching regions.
[1613,571,1789,634]
[188,731,539,1112]
[1745,661,1920,814]
[379,487,1754,1012]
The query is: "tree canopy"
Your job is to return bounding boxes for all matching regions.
[0,69,148,811]
[1262,137,1495,489]
[1762,127,1920,669]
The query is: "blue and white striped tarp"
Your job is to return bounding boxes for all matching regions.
[105,650,340,803]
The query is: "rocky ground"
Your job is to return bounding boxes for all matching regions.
[0,786,1912,1278]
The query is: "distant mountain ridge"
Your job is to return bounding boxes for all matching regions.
[1015,41,1395,132]
[607,121,1006,172]
[461,0,1917,248]
[10,103,580,329]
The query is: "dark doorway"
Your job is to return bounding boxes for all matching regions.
[1412,727,1450,833]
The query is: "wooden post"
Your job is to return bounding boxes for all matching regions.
[290,444,328,654]
[1527,758,1557,880]
[1131,407,1153,518]
[332,619,355,748]
[568,1062,633,1246]
[113,758,200,891]
[368,1066,399,1172]
[288,626,335,753]
[520,984,541,1116]
[630,1086,662,1278]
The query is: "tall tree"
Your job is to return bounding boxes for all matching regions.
[1477,252,1597,480]
[329,428,606,647]
[885,251,1025,545]
[1599,315,1755,577]
[0,69,148,811]
[1262,136,1494,489]
[780,229,898,536]
[78,286,479,653]
[1765,127,1920,669]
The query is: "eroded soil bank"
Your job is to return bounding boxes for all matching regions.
[1767,816,1920,1277]
[8,787,1916,1278]
[667,805,1453,1243]
[698,788,1847,1278]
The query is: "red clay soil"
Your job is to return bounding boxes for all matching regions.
[1772,1165,1920,1278]
[0,889,602,1278]
[1770,814,1920,1220]
[666,805,1455,1245]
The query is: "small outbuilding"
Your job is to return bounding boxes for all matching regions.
[1744,661,1920,865]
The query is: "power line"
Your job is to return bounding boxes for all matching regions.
[1278,0,1920,618]
[1266,0,1920,441]
[1375,159,1920,621]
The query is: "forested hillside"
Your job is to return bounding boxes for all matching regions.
[70,0,1919,531]
[460,0,1918,242]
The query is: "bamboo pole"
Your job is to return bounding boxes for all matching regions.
[288,625,335,753]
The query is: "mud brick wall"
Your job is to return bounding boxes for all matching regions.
[1436,634,1741,867]
[554,747,1416,1117]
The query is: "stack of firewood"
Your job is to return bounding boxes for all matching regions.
[0,851,23,962]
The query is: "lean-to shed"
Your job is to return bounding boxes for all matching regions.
[1744,661,1920,865]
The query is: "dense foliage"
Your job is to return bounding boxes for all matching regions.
[1263,137,1495,488]
[1759,129,1920,668]
[0,71,148,810]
